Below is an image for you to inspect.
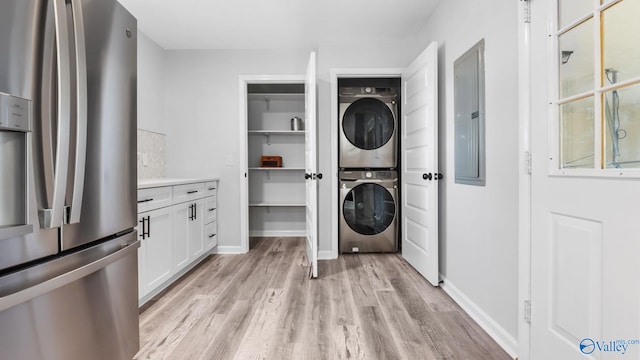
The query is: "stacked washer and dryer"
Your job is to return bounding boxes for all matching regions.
[339,85,399,253]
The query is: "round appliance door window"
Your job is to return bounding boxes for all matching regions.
[343,183,395,235]
[342,98,395,150]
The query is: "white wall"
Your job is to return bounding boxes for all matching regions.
[137,32,166,134]
[162,49,311,251]
[411,0,520,354]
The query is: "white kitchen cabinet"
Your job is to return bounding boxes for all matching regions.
[247,86,307,237]
[203,181,218,250]
[171,202,191,273]
[189,199,204,260]
[137,178,218,306]
[137,206,173,299]
[171,198,204,272]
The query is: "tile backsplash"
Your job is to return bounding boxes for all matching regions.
[137,129,166,180]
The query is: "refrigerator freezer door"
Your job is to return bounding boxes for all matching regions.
[0,232,140,360]
[62,0,137,249]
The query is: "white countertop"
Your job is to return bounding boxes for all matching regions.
[138,177,220,189]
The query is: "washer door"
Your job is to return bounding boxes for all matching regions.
[342,98,395,150]
[343,183,396,235]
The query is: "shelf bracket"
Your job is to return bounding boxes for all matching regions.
[266,170,271,180]
[264,96,271,111]
[266,133,271,145]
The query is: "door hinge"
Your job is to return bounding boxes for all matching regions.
[525,151,532,174]
[524,300,531,324]
[520,0,531,23]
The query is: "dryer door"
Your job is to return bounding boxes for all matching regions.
[342,98,395,150]
[342,183,396,235]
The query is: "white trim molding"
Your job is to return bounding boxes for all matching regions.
[441,278,519,359]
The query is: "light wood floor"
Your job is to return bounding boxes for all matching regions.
[135,237,512,360]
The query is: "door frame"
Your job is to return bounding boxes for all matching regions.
[238,75,306,254]
[517,0,533,359]
[329,68,404,260]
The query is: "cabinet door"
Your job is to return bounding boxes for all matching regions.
[189,200,204,260]
[144,207,173,292]
[137,215,147,298]
[138,207,173,299]
[172,203,191,272]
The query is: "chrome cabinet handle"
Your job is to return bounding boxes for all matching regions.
[67,0,88,225]
[187,190,198,194]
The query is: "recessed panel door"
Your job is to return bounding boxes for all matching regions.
[401,41,439,286]
[305,52,318,278]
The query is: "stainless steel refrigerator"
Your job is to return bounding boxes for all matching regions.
[0,0,139,359]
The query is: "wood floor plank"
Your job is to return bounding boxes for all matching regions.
[356,306,402,360]
[375,290,437,360]
[232,288,286,360]
[137,237,513,360]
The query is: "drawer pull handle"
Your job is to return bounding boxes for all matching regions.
[187,190,198,194]
[209,208,216,212]
[209,234,216,238]
[137,198,154,204]
[208,187,216,191]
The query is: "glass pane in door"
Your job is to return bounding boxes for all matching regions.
[343,183,395,235]
[558,18,594,98]
[603,84,640,168]
[560,96,594,169]
[602,0,640,84]
[558,0,592,29]
[342,98,395,150]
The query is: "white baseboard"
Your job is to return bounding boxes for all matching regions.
[248,230,307,237]
[318,250,336,260]
[213,245,247,254]
[440,277,518,359]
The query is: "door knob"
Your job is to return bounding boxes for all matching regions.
[305,173,312,179]
[422,173,444,181]
[316,173,323,180]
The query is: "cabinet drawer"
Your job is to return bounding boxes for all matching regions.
[204,181,218,197]
[204,197,217,224]
[137,186,173,212]
[173,182,205,203]
[204,221,217,248]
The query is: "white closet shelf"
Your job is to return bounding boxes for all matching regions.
[248,93,304,101]
[249,167,305,171]
[249,203,306,207]
[248,130,305,136]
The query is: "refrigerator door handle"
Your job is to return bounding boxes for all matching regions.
[41,0,73,229]
[0,238,140,313]
[67,0,88,224]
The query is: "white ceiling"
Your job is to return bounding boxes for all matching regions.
[117,0,443,50]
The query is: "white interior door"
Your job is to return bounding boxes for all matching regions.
[401,42,439,286]
[304,52,318,278]
[529,1,640,358]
